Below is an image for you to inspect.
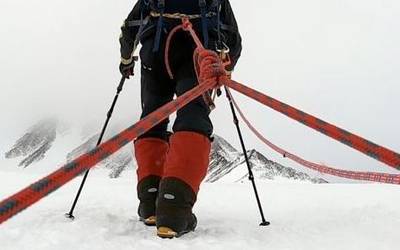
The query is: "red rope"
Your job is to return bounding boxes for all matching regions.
[164,23,184,79]
[223,79,400,170]
[164,17,226,109]
[165,17,206,80]
[226,88,400,184]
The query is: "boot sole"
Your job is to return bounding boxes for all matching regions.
[157,226,194,239]
[157,214,197,238]
[157,227,178,238]
[139,216,156,226]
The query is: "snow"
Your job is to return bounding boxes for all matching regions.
[1,169,399,250]
[1,0,400,248]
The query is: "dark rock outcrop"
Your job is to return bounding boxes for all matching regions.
[5,118,57,168]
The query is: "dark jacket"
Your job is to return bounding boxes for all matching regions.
[119,0,242,71]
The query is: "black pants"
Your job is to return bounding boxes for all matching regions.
[138,30,213,141]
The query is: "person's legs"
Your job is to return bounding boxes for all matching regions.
[135,43,175,225]
[156,132,211,237]
[156,62,213,237]
[135,138,168,225]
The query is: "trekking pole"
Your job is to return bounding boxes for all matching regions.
[65,74,128,220]
[64,11,148,219]
[224,86,270,226]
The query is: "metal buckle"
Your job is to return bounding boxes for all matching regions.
[215,41,230,54]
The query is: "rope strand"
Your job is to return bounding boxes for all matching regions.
[226,87,400,184]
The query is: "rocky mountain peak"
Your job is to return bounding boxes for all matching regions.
[4,119,328,183]
[5,118,58,167]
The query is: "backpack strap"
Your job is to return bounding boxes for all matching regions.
[152,0,165,52]
[215,0,235,52]
[127,0,150,28]
[199,0,209,48]
[125,0,151,52]
[216,0,223,50]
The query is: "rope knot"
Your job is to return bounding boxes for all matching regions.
[195,48,228,88]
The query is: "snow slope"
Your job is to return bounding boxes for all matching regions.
[1,169,399,250]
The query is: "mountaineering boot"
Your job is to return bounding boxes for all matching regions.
[156,178,198,238]
[134,137,169,225]
[137,175,160,226]
[156,131,211,238]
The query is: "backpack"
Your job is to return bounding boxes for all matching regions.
[136,0,223,52]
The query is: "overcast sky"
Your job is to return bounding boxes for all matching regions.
[1,0,399,180]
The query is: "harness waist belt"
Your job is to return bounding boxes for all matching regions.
[150,10,216,19]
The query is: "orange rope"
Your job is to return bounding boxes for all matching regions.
[226,88,400,184]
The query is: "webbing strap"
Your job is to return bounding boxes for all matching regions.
[127,19,149,27]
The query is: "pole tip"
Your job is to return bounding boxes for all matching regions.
[260,221,270,226]
[65,213,75,220]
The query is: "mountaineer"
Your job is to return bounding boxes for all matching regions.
[119,0,241,238]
